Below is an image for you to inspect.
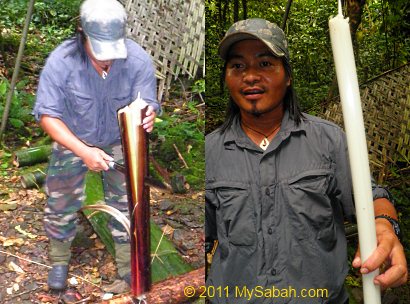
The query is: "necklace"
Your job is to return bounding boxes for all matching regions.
[242,121,281,150]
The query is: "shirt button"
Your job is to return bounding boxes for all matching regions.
[265,188,270,195]
[271,268,276,275]
[268,228,273,234]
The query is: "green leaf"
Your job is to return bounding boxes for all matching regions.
[9,118,24,128]
[0,80,7,96]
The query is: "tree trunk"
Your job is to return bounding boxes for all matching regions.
[242,0,247,20]
[346,0,366,37]
[345,0,366,56]
[281,0,293,30]
[103,267,205,304]
[233,0,239,22]
[222,0,229,35]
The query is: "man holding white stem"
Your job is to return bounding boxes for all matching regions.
[205,17,407,304]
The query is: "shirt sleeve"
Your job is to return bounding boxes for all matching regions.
[371,177,394,204]
[331,130,355,221]
[32,56,66,121]
[205,188,218,243]
[131,55,161,114]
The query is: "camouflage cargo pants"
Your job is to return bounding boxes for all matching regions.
[44,142,129,244]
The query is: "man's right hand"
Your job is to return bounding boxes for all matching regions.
[40,116,114,172]
[78,146,114,172]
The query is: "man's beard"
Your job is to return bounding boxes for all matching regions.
[245,100,284,118]
[250,108,262,117]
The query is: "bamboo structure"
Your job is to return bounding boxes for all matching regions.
[318,63,410,183]
[120,0,205,101]
[118,98,151,298]
[13,145,51,167]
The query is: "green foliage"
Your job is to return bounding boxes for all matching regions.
[0,0,82,143]
[0,0,81,57]
[151,99,204,190]
[0,77,35,130]
[192,79,205,94]
[390,185,410,260]
[345,275,361,288]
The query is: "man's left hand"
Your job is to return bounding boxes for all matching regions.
[352,219,408,290]
[142,105,156,133]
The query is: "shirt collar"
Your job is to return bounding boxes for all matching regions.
[223,109,306,151]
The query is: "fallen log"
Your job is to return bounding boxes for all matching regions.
[13,145,51,167]
[103,267,205,304]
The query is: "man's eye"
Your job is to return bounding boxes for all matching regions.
[232,63,243,69]
[260,61,272,67]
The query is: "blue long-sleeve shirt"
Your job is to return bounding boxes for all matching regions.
[33,37,159,147]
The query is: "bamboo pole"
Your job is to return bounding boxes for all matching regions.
[118,98,151,298]
[13,145,51,167]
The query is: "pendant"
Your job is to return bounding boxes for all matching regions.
[102,71,108,79]
[260,137,269,150]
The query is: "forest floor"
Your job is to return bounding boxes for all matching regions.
[0,148,205,303]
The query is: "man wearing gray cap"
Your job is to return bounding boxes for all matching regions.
[33,0,159,291]
[205,18,407,303]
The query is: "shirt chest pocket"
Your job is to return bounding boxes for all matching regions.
[71,90,95,113]
[69,89,98,132]
[112,93,131,111]
[214,183,256,246]
[286,168,336,250]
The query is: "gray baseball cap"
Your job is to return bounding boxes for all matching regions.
[218,18,289,61]
[81,0,127,61]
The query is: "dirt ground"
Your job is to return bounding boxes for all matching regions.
[0,164,204,303]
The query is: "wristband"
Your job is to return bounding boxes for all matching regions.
[375,214,402,241]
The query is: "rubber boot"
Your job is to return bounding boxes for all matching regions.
[103,243,131,294]
[114,243,131,284]
[47,239,72,290]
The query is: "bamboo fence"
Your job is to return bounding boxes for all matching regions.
[318,64,410,183]
[120,0,205,101]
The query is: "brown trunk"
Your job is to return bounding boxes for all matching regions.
[345,0,366,59]
[103,267,205,304]
[233,0,239,22]
[346,0,366,36]
[242,0,247,20]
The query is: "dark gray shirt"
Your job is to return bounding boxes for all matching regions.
[206,111,389,304]
[33,38,159,147]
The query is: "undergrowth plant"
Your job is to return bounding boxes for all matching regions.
[151,80,205,191]
[0,77,35,130]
